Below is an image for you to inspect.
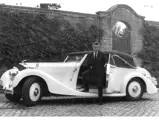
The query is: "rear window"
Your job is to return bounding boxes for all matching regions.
[110,56,115,65]
[113,55,133,68]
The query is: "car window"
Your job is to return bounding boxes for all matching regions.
[82,55,89,65]
[64,55,84,62]
[121,55,136,67]
[110,56,115,65]
[113,55,132,68]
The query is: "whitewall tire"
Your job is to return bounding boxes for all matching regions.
[126,79,144,101]
[22,77,43,106]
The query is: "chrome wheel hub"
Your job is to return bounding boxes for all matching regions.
[128,81,141,98]
[132,86,138,93]
[29,83,41,101]
[34,88,39,96]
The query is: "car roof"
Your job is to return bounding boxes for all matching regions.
[68,50,136,67]
[68,50,133,58]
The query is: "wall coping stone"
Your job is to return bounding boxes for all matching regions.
[96,4,145,19]
[0,4,97,18]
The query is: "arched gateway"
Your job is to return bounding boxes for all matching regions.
[96,4,145,55]
[112,21,131,54]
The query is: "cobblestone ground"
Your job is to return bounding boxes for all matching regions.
[0,93,159,116]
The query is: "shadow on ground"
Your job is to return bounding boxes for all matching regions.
[1,94,155,108]
[36,96,154,106]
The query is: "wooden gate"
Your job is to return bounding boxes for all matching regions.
[112,30,131,54]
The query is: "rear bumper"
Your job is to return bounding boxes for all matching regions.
[146,81,158,94]
[151,77,158,86]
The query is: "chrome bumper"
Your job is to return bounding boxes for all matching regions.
[0,86,14,95]
[4,88,14,94]
[0,78,14,95]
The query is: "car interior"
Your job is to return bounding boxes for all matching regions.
[76,53,109,90]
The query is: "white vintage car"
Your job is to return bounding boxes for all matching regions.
[0,51,158,106]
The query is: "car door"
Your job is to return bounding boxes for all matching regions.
[65,54,88,89]
[107,54,134,93]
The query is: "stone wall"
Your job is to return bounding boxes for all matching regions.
[96,12,112,51]
[0,5,98,29]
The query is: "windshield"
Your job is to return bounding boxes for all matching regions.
[64,54,85,62]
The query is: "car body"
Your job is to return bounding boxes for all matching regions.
[0,50,158,106]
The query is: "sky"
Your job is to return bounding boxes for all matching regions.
[1,0,159,21]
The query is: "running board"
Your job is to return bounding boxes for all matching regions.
[103,93,126,97]
[76,88,126,97]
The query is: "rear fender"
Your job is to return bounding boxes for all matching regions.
[121,72,158,94]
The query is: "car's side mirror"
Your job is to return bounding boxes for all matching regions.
[22,59,27,62]
[22,60,27,64]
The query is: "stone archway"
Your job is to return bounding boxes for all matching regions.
[112,21,132,54]
[96,4,145,55]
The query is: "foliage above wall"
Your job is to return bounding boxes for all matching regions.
[137,22,159,71]
[0,9,103,68]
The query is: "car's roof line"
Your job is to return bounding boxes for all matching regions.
[68,50,132,58]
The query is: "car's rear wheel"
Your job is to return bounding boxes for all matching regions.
[125,78,144,101]
[5,87,21,102]
[22,77,43,106]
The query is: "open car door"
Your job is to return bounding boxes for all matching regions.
[63,54,88,89]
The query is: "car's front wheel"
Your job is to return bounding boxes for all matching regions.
[125,78,144,101]
[22,77,43,106]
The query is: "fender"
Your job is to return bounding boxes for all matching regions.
[12,69,96,96]
[120,72,158,94]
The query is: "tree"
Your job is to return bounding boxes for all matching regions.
[137,22,159,70]
[0,10,103,65]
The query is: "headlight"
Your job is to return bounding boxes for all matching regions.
[9,67,19,80]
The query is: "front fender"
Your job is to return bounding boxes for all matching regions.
[120,72,158,94]
[12,69,82,95]
[13,69,55,87]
